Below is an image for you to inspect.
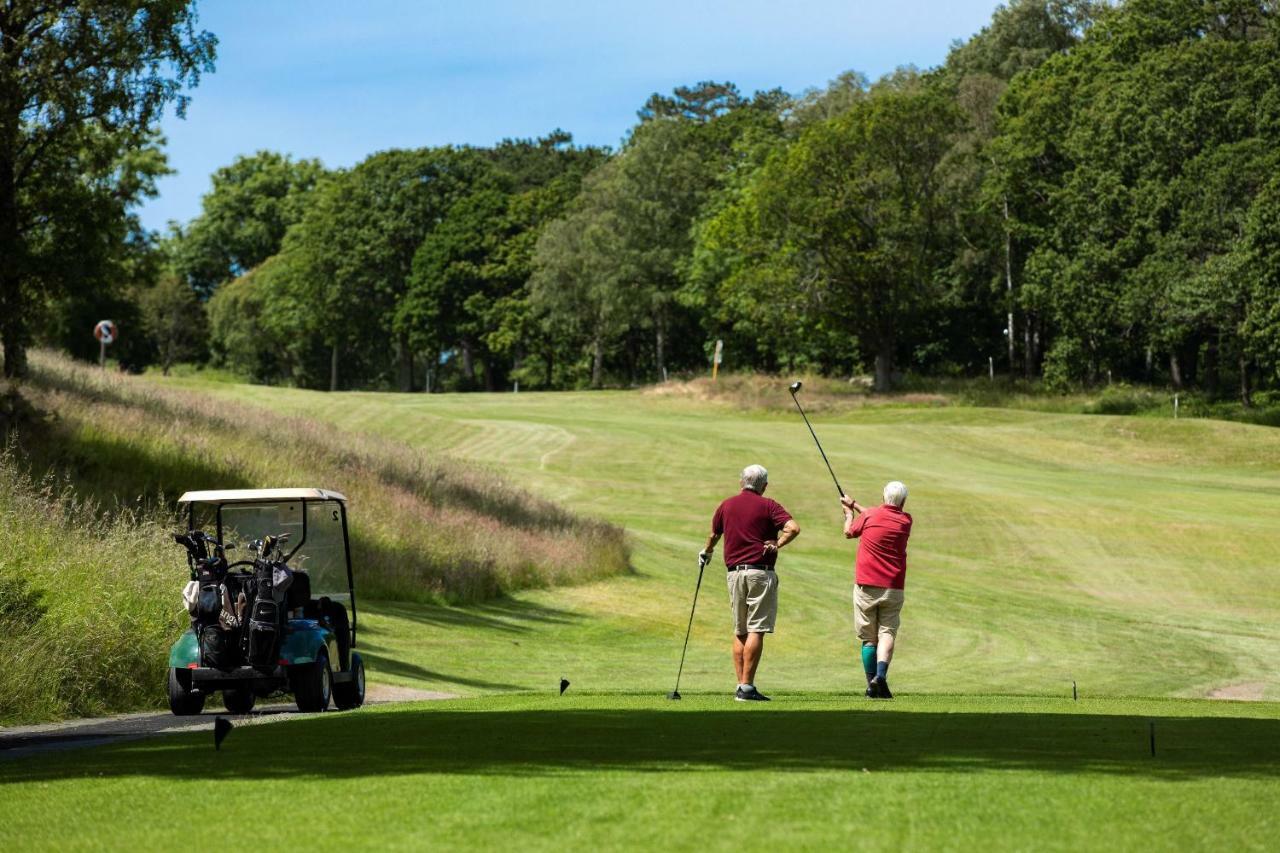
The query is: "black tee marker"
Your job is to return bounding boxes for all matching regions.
[214,716,233,751]
[559,678,570,695]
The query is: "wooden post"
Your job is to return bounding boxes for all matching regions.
[988,356,994,381]
[1174,394,1179,419]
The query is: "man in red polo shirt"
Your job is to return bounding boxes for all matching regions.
[699,464,800,702]
[842,480,912,699]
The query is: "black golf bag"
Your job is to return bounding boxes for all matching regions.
[176,532,243,670]
[246,561,292,668]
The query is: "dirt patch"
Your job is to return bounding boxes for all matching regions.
[366,684,458,703]
[1207,682,1266,701]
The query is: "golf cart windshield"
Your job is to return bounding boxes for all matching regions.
[188,497,352,601]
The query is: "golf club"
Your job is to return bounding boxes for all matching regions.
[788,381,845,498]
[668,552,709,700]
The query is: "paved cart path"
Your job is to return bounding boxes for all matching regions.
[0,685,455,761]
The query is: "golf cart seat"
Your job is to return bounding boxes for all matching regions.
[285,569,311,612]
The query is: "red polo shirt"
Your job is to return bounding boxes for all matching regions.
[712,489,793,568]
[845,504,912,589]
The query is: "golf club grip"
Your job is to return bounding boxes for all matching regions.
[790,393,845,497]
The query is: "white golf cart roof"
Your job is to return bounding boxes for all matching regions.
[177,488,348,504]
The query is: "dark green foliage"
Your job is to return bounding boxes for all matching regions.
[0,1,216,378]
[171,151,325,295]
[11,1,1280,402]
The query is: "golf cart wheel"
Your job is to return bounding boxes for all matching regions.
[291,647,332,713]
[222,687,256,714]
[333,652,365,711]
[168,668,205,716]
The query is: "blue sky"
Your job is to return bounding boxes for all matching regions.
[141,0,1005,232]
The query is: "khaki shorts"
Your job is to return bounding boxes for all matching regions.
[727,569,778,634]
[854,584,904,644]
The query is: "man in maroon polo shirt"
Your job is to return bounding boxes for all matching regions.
[842,480,912,699]
[699,464,801,702]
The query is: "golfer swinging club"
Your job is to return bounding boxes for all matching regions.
[699,464,800,701]
[842,482,912,699]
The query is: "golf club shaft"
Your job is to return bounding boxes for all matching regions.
[790,391,844,497]
[672,561,706,694]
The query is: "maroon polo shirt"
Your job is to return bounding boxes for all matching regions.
[845,504,912,589]
[712,489,793,568]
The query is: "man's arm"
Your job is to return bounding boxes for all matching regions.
[699,531,722,567]
[762,519,800,555]
[841,495,867,538]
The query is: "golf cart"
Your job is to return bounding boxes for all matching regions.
[167,488,365,715]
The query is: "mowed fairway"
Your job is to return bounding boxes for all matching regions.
[166,382,1280,700]
[4,383,1279,850]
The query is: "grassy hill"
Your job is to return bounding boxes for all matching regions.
[161,371,1280,701]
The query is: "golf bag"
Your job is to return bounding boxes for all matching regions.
[245,561,292,668]
[175,531,244,670]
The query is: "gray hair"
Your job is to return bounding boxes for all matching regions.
[883,481,908,507]
[740,464,769,493]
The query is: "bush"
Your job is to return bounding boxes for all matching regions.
[1085,385,1163,416]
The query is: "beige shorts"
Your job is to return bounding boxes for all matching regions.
[854,584,904,644]
[727,569,778,634]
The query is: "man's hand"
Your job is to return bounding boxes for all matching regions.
[698,549,711,569]
[761,540,778,556]
[841,494,863,514]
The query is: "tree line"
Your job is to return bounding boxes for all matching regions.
[5,1,1280,403]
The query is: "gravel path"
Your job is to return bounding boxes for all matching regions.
[0,684,455,761]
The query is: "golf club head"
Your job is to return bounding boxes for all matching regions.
[667,691,682,700]
[789,381,802,394]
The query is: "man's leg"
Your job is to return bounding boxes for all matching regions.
[854,585,879,687]
[873,591,903,698]
[733,634,747,684]
[743,632,765,685]
[876,632,895,666]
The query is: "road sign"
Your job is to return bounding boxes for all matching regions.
[94,320,115,367]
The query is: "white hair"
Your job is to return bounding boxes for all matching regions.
[883,481,908,507]
[740,464,769,493]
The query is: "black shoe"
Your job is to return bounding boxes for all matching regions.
[869,676,893,699]
[735,685,770,702]
[864,682,877,699]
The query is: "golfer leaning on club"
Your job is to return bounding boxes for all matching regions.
[699,464,800,702]
[842,482,912,699]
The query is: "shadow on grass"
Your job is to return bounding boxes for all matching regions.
[359,652,522,691]
[366,598,582,634]
[4,705,1279,784]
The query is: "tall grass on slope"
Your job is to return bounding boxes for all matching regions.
[0,451,181,723]
[18,351,630,603]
